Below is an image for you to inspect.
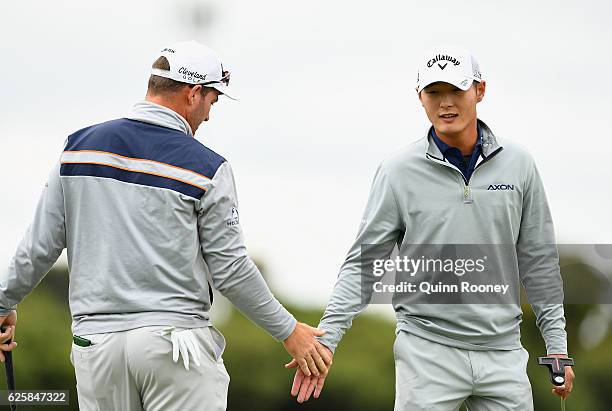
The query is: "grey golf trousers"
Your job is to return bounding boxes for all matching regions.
[70,326,230,411]
[394,331,534,411]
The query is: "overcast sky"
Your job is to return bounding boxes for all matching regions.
[1,0,611,308]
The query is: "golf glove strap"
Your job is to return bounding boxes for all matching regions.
[158,327,202,370]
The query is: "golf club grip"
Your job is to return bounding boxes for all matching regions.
[1,325,16,411]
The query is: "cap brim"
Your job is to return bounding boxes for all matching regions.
[212,84,237,101]
[417,75,475,93]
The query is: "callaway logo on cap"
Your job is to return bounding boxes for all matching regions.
[151,40,235,100]
[416,46,483,93]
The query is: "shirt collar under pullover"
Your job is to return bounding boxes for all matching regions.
[430,124,483,181]
[426,119,501,160]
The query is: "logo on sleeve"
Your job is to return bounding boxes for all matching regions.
[487,184,515,191]
[226,206,239,227]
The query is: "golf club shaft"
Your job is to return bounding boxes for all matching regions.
[1,326,16,411]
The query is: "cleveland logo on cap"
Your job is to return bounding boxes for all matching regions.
[178,67,207,81]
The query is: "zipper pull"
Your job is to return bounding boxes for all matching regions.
[463,185,473,204]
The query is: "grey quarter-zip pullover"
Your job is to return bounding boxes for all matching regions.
[318,119,567,355]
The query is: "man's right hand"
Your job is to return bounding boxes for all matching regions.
[282,322,332,377]
[0,311,18,363]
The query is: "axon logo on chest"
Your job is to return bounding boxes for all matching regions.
[487,184,515,191]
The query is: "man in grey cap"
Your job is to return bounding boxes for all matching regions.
[288,46,574,410]
[0,40,331,410]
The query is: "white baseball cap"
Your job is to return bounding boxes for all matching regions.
[416,46,483,93]
[151,40,235,100]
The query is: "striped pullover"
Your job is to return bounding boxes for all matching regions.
[1,101,297,340]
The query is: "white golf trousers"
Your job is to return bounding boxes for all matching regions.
[70,325,230,411]
[394,331,534,411]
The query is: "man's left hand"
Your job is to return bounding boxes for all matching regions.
[0,311,18,363]
[548,353,575,400]
[286,345,333,403]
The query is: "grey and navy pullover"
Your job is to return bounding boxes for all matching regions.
[1,101,297,340]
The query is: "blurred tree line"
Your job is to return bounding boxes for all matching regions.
[1,254,610,411]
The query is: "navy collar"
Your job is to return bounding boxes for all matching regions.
[430,125,483,158]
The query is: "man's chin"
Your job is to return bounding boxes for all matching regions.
[434,123,462,136]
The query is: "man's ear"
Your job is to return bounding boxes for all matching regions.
[186,84,202,105]
[476,81,486,103]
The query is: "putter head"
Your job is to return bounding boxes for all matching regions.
[538,356,575,386]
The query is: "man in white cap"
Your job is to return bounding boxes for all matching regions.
[0,40,331,410]
[287,46,574,410]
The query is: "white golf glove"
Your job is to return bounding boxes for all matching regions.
[158,327,202,371]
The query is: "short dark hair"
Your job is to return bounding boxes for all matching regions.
[147,56,213,96]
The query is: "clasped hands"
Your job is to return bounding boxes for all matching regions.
[282,322,333,403]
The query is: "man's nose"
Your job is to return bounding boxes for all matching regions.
[439,95,454,109]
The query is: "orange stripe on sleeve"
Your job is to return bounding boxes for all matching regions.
[62,150,212,181]
[60,161,208,191]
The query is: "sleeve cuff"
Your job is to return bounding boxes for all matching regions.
[0,308,16,317]
[315,327,343,354]
[274,316,298,342]
[544,333,568,355]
